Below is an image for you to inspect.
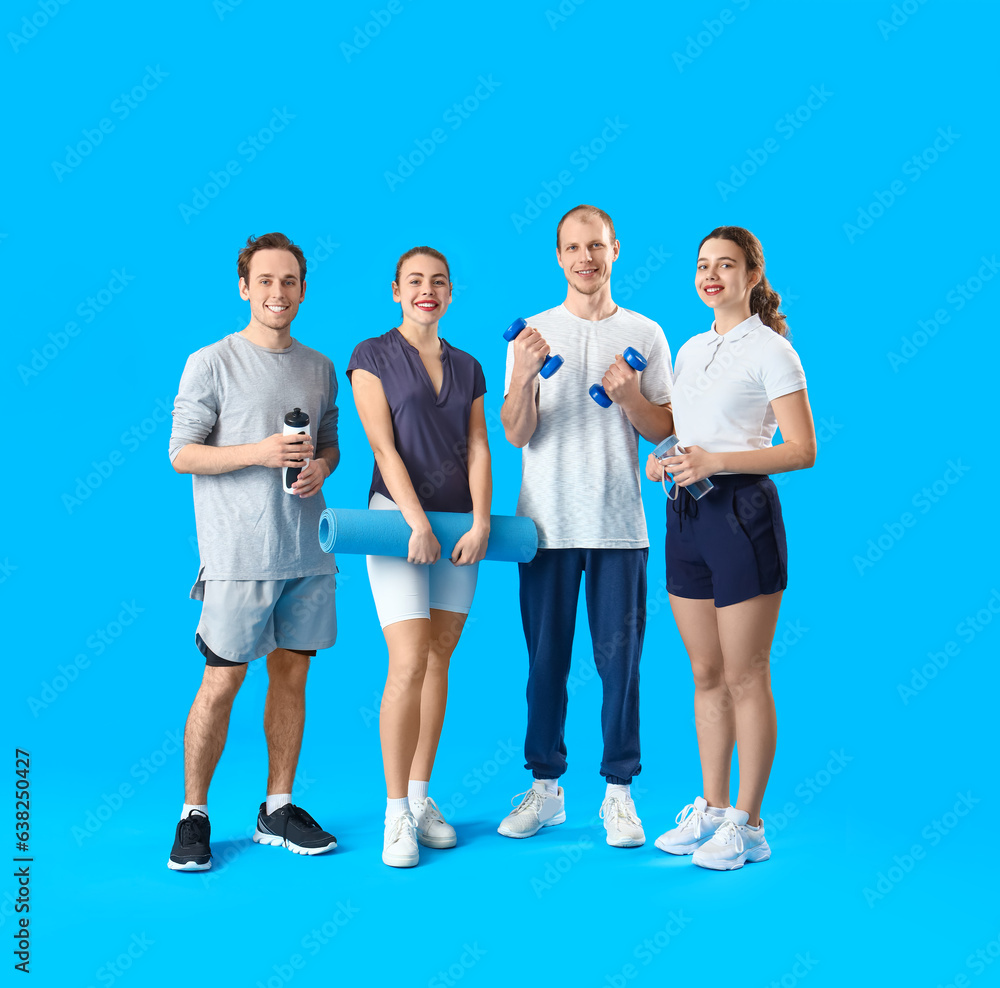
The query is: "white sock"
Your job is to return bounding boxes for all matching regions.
[606,783,631,800]
[536,778,558,795]
[408,779,429,803]
[266,793,292,815]
[181,803,207,820]
[706,804,727,816]
[386,796,410,820]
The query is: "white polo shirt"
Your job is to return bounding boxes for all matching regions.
[671,313,806,471]
[504,304,673,549]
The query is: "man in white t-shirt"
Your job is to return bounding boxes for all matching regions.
[498,205,674,847]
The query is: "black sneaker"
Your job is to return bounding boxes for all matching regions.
[167,809,212,871]
[252,802,337,855]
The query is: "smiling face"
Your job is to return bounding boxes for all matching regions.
[239,248,305,334]
[392,254,452,326]
[556,212,620,296]
[695,238,760,312]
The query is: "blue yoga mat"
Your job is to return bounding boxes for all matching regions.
[318,508,538,563]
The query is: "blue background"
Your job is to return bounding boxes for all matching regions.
[6,0,998,984]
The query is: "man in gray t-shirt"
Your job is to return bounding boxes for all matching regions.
[166,233,340,872]
[498,206,674,849]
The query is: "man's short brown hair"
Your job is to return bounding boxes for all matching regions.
[237,232,307,285]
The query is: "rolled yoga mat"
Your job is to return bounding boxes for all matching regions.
[318,508,538,563]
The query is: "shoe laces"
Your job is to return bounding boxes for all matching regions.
[600,796,640,827]
[710,818,744,852]
[413,796,445,825]
[385,812,416,846]
[276,804,320,845]
[179,810,209,845]
[674,802,709,838]
[509,788,545,814]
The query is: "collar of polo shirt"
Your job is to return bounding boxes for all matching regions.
[706,312,764,343]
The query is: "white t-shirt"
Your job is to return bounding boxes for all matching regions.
[504,304,673,549]
[671,313,806,471]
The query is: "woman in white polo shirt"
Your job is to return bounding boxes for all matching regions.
[647,226,816,870]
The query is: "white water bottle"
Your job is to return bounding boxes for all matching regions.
[282,407,310,494]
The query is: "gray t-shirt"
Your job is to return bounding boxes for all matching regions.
[169,332,339,584]
[504,304,672,549]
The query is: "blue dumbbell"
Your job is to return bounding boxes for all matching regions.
[503,317,564,379]
[589,347,648,407]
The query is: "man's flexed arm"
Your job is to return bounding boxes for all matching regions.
[501,325,548,448]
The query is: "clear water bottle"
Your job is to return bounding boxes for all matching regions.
[653,434,714,500]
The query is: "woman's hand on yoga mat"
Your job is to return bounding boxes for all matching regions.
[407,524,441,565]
[451,521,490,566]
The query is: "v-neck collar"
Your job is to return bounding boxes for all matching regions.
[392,326,450,404]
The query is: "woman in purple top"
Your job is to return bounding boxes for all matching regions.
[347,246,492,868]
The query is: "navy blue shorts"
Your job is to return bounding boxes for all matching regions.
[665,474,787,607]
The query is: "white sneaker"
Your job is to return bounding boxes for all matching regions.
[497,780,566,838]
[692,807,771,871]
[410,796,457,849]
[600,793,645,847]
[654,796,723,855]
[382,811,419,868]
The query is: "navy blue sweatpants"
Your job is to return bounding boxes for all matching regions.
[518,547,647,784]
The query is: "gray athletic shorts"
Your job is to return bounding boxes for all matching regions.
[193,574,337,664]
